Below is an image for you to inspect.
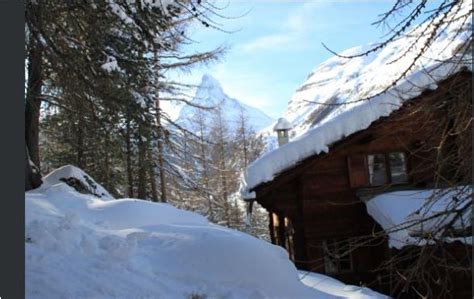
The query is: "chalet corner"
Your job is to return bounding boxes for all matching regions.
[244,68,472,298]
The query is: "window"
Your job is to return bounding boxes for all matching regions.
[271,213,295,261]
[365,152,408,186]
[323,239,353,274]
[271,213,280,245]
[389,152,408,184]
[284,217,295,261]
[367,154,387,185]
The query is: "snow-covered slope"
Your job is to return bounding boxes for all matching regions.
[242,1,472,194]
[26,167,387,298]
[26,185,317,298]
[284,1,471,136]
[176,74,274,134]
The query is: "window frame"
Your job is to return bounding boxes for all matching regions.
[366,151,409,186]
[270,213,295,261]
[367,153,388,186]
[322,239,354,274]
[284,217,295,261]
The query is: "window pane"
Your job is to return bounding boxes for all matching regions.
[272,213,280,245]
[368,154,386,185]
[339,259,352,271]
[284,217,295,261]
[389,152,408,184]
[323,240,338,274]
[323,239,352,273]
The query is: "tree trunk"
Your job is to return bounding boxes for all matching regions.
[25,37,43,172]
[198,115,214,221]
[25,146,42,191]
[137,122,147,199]
[217,111,230,225]
[125,116,134,198]
[25,29,44,191]
[76,99,85,169]
[148,148,158,202]
[103,128,111,191]
[155,97,167,202]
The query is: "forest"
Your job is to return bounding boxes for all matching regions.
[25,0,269,239]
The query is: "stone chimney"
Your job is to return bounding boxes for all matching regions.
[273,117,292,146]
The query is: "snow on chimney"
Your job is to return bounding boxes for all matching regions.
[273,117,292,146]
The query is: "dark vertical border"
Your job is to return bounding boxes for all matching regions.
[0,1,25,299]
[471,3,474,296]
[471,2,474,295]
[471,4,474,294]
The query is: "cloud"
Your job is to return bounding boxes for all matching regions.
[241,33,296,52]
[240,1,324,53]
[239,0,389,53]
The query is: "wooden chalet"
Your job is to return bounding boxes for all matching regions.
[245,69,472,298]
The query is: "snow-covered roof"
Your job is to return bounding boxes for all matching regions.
[273,117,292,131]
[241,1,472,195]
[365,186,472,249]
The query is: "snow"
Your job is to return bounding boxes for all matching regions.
[107,1,135,25]
[141,0,177,15]
[298,271,388,299]
[101,55,121,73]
[26,167,387,298]
[176,74,274,134]
[365,186,472,249]
[273,117,292,131]
[241,1,472,194]
[41,165,114,200]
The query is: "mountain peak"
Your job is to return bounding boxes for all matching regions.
[195,74,224,101]
[177,75,274,134]
[201,73,220,86]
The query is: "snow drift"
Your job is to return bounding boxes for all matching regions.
[42,165,114,200]
[298,272,388,299]
[26,167,387,298]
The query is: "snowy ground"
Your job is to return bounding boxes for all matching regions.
[298,272,388,299]
[26,167,388,299]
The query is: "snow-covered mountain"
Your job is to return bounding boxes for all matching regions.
[283,0,471,138]
[176,74,274,134]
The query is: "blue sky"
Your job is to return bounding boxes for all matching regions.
[168,0,437,119]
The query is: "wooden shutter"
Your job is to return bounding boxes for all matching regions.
[347,155,369,188]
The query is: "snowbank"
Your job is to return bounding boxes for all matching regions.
[42,165,114,200]
[366,186,472,249]
[241,1,472,194]
[299,271,388,299]
[26,169,386,298]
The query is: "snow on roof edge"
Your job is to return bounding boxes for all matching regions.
[241,62,471,197]
[365,186,472,249]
